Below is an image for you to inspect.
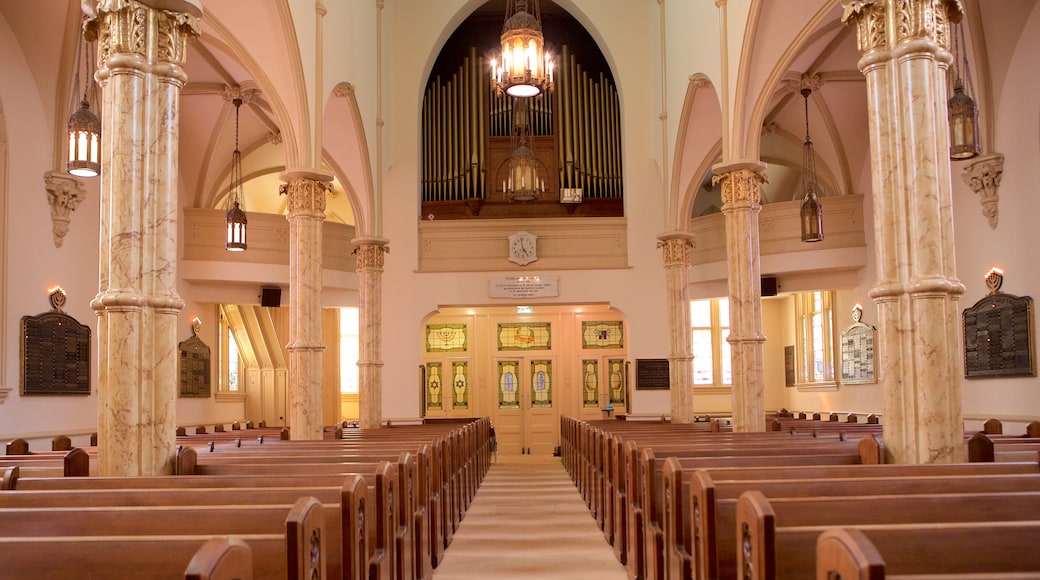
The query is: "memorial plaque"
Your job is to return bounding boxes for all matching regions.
[840,306,877,384]
[636,358,669,390]
[178,331,211,398]
[963,292,1035,378]
[21,288,91,395]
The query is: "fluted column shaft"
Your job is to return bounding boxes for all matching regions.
[715,166,767,432]
[281,174,331,440]
[844,0,965,463]
[354,238,389,429]
[658,233,696,423]
[87,0,198,476]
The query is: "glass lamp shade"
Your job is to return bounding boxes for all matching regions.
[948,80,980,160]
[506,144,544,201]
[225,200,247,252]
[800,190,824,243]
[492,2,554,98]
[67,100,101,178]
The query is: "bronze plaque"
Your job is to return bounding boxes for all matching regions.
[841,323,877,384]
[178,334,211,397]
[963,292,1036,378]
[636,358,669,390]
[21,311,91,395]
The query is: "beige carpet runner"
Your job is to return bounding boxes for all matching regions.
[433,455,628,579]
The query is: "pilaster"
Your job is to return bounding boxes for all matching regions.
[353,237,389,429]
[280,172,332,440]
[87,0,198,476]
[844,0,966,463]
[657,232,696,423]
[713,165,767,432]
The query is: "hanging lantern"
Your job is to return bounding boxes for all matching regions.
[800,88,823,243]
[948,22,980,160]
[225,98,247,252]
[491,0,554,98]
[67,19,100,178]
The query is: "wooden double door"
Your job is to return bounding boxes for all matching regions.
[493,356,558,456]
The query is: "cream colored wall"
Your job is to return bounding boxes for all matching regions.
[0,11,103,445]
[953,2,1040,431]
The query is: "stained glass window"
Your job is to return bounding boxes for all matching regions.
[530,359,552,408]
[497,322,551,350]
[498,361,520,409]
[581,359,599,407]
[608,358,626,405]
[425,362,444,410]
[426,324,467,352]
[451,361,469,409]
[582,321,624,349]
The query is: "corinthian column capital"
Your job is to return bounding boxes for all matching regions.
[843,0,963,57]
[713,167,767,210]
[279,176,332,215]
[87,0,200,84]
[352,238,390,272]
[656,233,696,267]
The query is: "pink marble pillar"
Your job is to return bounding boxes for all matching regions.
[87,0,200,476]
[714,165,767,432]
[353,238,389,429]
[844,0,965,463]
[658,233,696,423]
[280,171,333,440]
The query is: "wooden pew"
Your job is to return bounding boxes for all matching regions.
[816,527,1040,580]
[0,496,325,580]
[184,537,255,580]
[0,447,92,479]
[688,467,1040,580]
[968,432,1040,462]
[736,489,1040,579]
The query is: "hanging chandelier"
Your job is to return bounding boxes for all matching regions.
[225,97,248,252]
[948,21,980,160]
[67,18,101,178]
[505,98,546,201]
[799,88,824,243]
[491,0,554,98]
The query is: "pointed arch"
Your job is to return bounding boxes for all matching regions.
[324,82,373,236]
[670,74,723,231]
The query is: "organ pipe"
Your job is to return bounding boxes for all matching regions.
[421,44,622,204]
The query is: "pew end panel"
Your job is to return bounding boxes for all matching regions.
[183,536,254,580]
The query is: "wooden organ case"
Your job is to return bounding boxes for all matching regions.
[422,45,623,219]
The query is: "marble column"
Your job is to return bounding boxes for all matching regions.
[657,232,697,423]
[353,237,389,429]
[280,171,333,440]
[844,0,965,463]
[86,0,200,476]
[714,165,767,432]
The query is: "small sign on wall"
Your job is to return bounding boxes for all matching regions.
[635,358,669,390]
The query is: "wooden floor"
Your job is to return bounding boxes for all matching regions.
[433,454,628,579]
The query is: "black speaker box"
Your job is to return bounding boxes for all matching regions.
[761,276,778,297]
[260,287,281,307]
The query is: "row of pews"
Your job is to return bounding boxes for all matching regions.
[0,418,493,580]
[561,414,1040,580]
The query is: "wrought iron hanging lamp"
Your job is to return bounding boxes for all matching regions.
[491,0,554,98]
[225,98,248,252]
[800,88,824,243]
[67,18,101,178]
[948,21,980,160]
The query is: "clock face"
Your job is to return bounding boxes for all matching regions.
[508,232,538,265]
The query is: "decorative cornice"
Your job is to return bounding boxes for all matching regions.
[44,171,86,248]
[713,168,767,209]
[961,153,1003,230]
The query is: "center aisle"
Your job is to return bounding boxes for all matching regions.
[432,454,629,579]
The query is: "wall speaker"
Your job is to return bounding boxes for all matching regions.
[761,276,778,297]
[260,287,281,307]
